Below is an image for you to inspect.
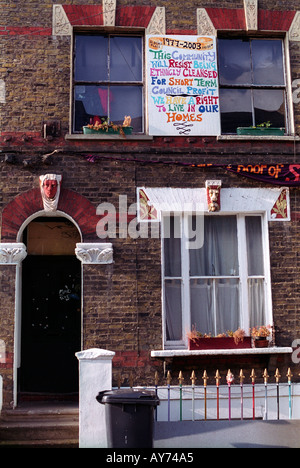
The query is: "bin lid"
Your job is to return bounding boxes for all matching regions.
[97,389,160,406]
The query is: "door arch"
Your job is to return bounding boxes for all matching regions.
[19,215,82,399]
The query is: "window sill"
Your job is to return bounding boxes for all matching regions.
[151,346,292,358]
[217,135,300,141]
[65,133,154,141]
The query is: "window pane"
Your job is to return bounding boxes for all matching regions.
[248,278,265,327]
[164,216,181,277]
[110,36,142,82]
[215,278,240,333]
[218,39,251,85]
[254,89,285,128]
[245,216,264,276]
[74,85,109,131]
[190,216,238,276]
[252,40,284,86]
[165,279,182,341]
[190,278,239,335]
[190,278,214,333]
[220,88,253,133]
[75,36,108,82]
[109,86,143,132]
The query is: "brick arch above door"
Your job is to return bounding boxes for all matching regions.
[1,188,100,243]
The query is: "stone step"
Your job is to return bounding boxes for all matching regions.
[0,402,79,448]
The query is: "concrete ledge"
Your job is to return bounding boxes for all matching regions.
[151,347,293,358]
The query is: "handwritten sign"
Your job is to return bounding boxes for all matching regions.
[146,35,220,136]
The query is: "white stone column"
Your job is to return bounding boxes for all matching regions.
[75,348,115,448]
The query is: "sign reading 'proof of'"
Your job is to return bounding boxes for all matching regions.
[147,35,220,136]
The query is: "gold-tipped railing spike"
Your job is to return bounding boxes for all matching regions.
[202,370,208,387]
[190,370,197,386]
[275,368,281,383]
[178,371,184,385]
[263,368,269,385]
[166,370,172,386]
[215,369,221,385]
[239,369,245,385]
[287,368,293,382]
[250,368,256,384]
[154,371,159,387]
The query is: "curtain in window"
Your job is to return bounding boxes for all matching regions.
[164,216,182,341]
[246,216,265,327]
[165,279,182,341]
[248,278,265,327]
[189,216,239,335]
[189,216,239,276]
[190,278,239,335]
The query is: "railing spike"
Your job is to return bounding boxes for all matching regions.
[166,370,172,386]
[226,369,234,384]
[215,369,221,385]
[190,370,197,385]
[239,369,245,384]
[250,368,256,383]
[287,368,293,382]
[154,371,159,386]
[275,368,281,383]
[263,368,269,384]
[202,370,208,386]
[178,371,184,385]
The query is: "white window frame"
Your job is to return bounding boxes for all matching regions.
[161,211,273,350]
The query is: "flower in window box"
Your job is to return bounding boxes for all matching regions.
[83,116,133,136]
[237,122,285,136]
[250,325,271,348]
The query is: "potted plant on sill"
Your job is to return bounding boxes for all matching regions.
[237,121,285,136]
[83,115,133,136]
[187,326,251,350]
[250,325,271,348]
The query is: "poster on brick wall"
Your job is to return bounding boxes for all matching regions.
[146,35,220,136]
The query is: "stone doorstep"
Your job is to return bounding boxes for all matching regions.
[0,403,79,448]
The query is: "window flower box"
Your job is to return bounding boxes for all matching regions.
[83,126,133,135]
[188,336,252,350]
[187,327,251,350]
[250,325,271,348]
[237,127,285,136]
[253,337,269,348]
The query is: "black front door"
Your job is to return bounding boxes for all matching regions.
[20,256,81,395]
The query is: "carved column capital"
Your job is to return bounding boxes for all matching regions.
[289,11,300,42]
[52,5,72,36]
[244,0,258,31]
[0,243,27,265]
[103,0,116,27]
[75,243,113,264]
[146,7,166,35]
[197,8,216,36]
